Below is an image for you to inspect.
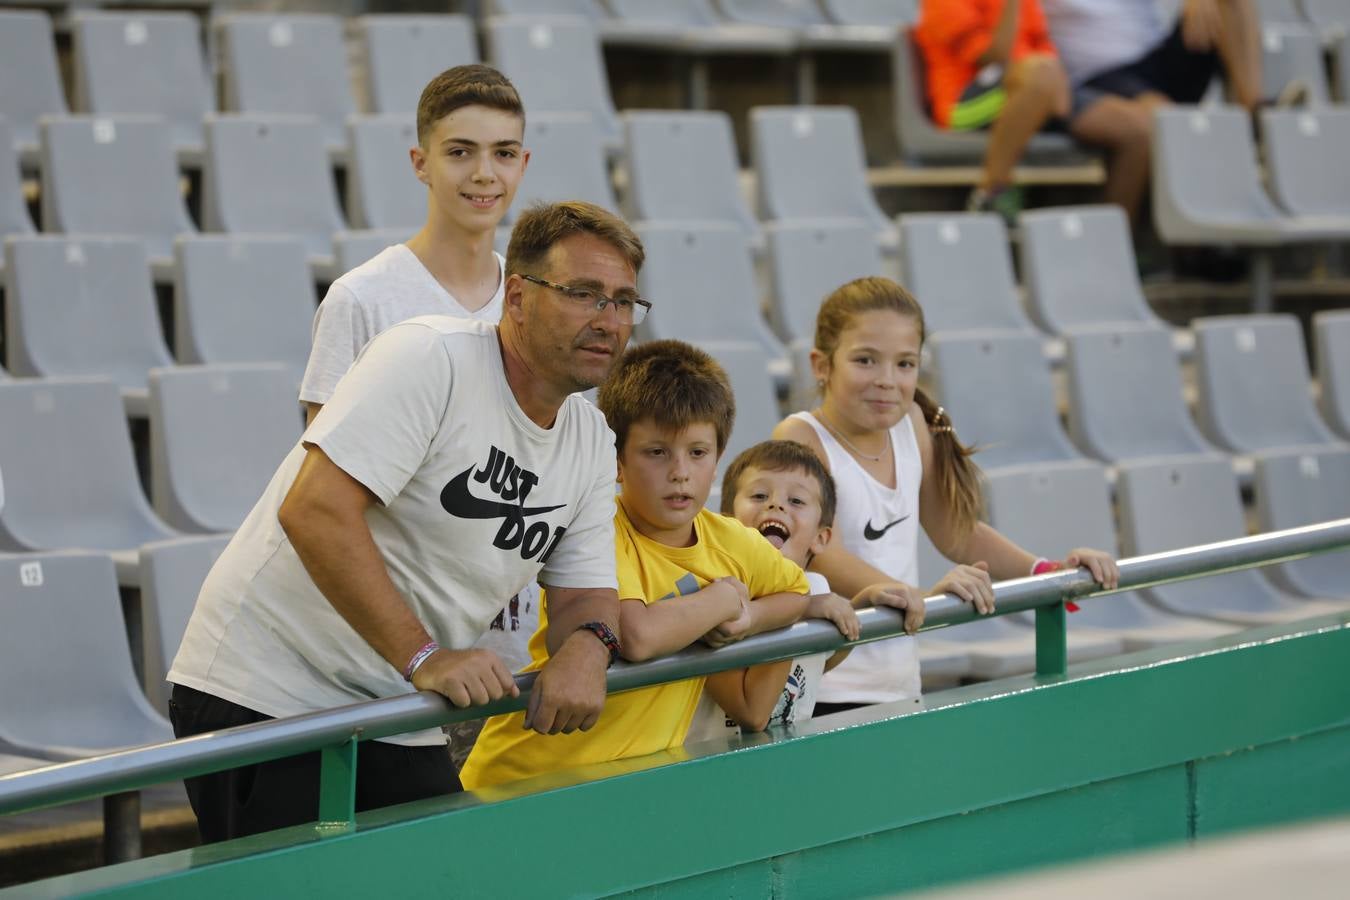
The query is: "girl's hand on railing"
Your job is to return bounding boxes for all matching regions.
[1062,549,1120,591]
[411,648,518,708]
[806,592,861,641]
[855,582,926,634]
[930,563,996,615]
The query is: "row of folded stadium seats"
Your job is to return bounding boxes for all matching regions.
[2,6,1346,176]
[3,436,1347,764]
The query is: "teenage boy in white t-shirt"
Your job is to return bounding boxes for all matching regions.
[168,201,645,843]
[300,64,530,423]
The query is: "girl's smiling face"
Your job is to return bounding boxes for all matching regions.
[815,309,922,434]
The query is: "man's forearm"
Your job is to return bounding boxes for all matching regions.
[543,586,621,657]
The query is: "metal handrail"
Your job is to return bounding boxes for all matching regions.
[2,517,1348,819]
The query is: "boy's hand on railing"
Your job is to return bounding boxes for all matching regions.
[526,629,610,735]
[930,563,996,615]
[806,592,860,641]
[411,648,518,708]
[700,578,753,648]
[1063,548,1120,590]
[856,582,926,634]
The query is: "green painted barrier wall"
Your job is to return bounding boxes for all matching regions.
[14,612,1350,899]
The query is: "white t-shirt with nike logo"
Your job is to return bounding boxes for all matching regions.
[170,317,618,745]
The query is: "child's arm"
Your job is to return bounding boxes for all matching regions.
[808,592,859,673]
[619,579,744,663]
[705,660,794,733]
[703,590,810,648]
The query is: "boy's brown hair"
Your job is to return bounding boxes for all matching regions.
[719,440,836,528]
[597,340,734,455]
[416,64,524,146]
[506,200,645,279]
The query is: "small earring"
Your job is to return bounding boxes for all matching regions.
[816,379,825,389]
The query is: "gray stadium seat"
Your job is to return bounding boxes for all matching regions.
[216,13,356,157]
[3,236,174,407]
[485,17,622,151]
[622,110,762,248]
[139,534,230,713]
[1018,205,1167,333]
[0,380,177,585]
[356,15,478,115]
[149,364,301,533]
[70,11,213,161]
[1064,323,1219,463]
[1117,455,1349,625]
[765,219,885,345]
[334,229,414,274]
[1194,314,1340,452]
[701,340,781,478]
[1301,0,1348,39]
[0,117,35,269]
[928,329,1083,470]
[39,115,196,280]
[489,0,604,15]
[0,10,68,167]
[719,0,896,47]
[822,0,917,27]
[173,235,315,386]
[635,222,789,380]
[507,113,618,223]
[605,0,798,54]
[1255,0,1305,25]
[1314,310,1350,438]
[346,115,423,230]
[0,551,174,758]
[751,106,897,253]
[983,460,1236,650]
[1261,24,1331,103]
[1262,108,1350,217]
[897,213,1038,336]
[201,115,347,272]
[1252,446,1350,600]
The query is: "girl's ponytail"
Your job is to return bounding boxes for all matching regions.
[911,387,982,539]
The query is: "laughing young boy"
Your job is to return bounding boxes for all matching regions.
[460,341,811,790]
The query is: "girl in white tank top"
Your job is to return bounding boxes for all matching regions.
[773,277,1121,709]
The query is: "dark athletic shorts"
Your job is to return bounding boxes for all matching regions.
[169,683,462,843]
[1072,23,1220,117]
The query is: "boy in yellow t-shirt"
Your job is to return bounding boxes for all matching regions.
[460,340,810,790]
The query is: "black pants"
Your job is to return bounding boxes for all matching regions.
[169,683,462,843]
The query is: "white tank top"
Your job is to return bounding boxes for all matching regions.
[791,411,923,704]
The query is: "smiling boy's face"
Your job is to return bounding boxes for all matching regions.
[617,419,720,548]
[730,466,831,568]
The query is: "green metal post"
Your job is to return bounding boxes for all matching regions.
[316,736,357,837]
[1036,601,1068,677]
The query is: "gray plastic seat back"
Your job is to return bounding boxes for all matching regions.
[1261,109,1350,217]
[202,115,345,259]
[1253,447,1350,598]
[1261,24,1330,103]
[898,213,1035,335]
[622,110,758,238]
[607,0,722,26]
[486,17,620,147]
[1019,205,1160,332]
[40,116,195,263]
[702,340,780,476]
[173,235,315,383]
[347,115,424,230]
[0,10,68,155]
[751,106,889,233]
[822,0,917,26]
[508,113,618,222]
[149,364,302,533]
[928,330,1082,469]
[1301,0,1348,36]
[4,236,172,390]
[720,0,828,26]
[0,117,35,241]
[1195,314,1336,452]
[0,551,173,757]
[1065,323,1216,462]
[0,379,173,553]
[334,229,414,273]
[71,12,212,154]
[1314,310,1350,437]
[217,14,355,153]
[1117,455,1291,615]
[489,0,604,15]
[635,221,786,363]
[1255,0,1304,24]
[140,534,231,713]
[765,219,884,344]
[358,15,478,114]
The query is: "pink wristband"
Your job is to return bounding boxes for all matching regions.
[403,640,440,682]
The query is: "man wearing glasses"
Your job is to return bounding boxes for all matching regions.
[168,201,649,841]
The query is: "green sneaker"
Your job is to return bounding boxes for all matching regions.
[966,184,1024,229]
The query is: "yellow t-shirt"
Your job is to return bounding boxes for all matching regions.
[459,502,810,790]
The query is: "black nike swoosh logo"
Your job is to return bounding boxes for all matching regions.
[863,514,910,541]
[440,466,566,520]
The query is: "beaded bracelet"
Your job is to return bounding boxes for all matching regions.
[403,640,440,682]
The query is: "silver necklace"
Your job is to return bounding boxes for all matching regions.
[816,408,891,462]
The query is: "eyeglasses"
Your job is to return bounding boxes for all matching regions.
[521,275,652,325]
